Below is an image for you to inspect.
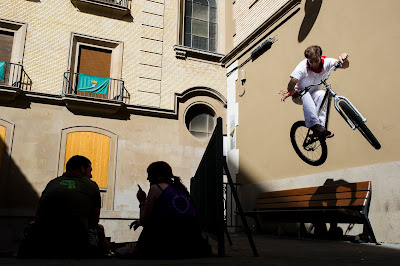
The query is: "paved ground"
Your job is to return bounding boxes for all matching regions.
[2,234,400,265]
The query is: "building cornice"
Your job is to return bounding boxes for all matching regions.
[221,0,301,67]
[8,87,227,119]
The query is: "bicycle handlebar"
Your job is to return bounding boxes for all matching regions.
[300,60,344,96]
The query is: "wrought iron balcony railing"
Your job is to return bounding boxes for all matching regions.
[63,72,125,102]
[98,0,130,8]
[75,0,131,9]
[0,62,32,91]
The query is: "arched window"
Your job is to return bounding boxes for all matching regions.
[0,125,6,167]
[184,0,217,52]
[64,132,111,189]
[0,119,14,177]
[59,127,117,210]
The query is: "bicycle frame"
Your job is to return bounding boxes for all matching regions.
[291,59,381,165]
[302,63,367,132]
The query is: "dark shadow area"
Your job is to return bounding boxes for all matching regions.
[250,38,275,62]
[235,170,376,243]
[309,179,355,240]
[0,93,31,109]
[191,118,258,257]
[298,0,323,42]
[0,140,39,252]
[66,104,131,120]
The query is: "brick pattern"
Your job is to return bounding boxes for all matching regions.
[0,0,226,110]
[233,0,290,46]
[136,0,165,107]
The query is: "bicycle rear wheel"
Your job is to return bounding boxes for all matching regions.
[339,101,381,150]
[290,121,328,166]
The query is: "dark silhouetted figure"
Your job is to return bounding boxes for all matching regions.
[124,161,211,259]
[18,155,109,258]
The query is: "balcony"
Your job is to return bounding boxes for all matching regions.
[0,62,32,102]
[71,0,132,19]
[62,72,126,114]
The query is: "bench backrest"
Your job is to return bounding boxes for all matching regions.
[255,181,371,210]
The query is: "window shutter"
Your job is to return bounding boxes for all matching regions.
[76,46,112,98]
[0,30,13,63]
[77,46,111,78]
[64,132,111,189]
[0,126,6,168]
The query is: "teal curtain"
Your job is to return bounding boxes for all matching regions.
[0,62,5,81]
[77,74,109,94]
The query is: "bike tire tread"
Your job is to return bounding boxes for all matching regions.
[339,101,381,150]
[290,121,328,166]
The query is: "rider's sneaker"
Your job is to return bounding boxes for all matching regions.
[312,124,334,138]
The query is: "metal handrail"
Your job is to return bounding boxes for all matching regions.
[63,72,125,102]
[0,62,32,91]
[223,182,241,228]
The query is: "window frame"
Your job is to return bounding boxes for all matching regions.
[175,0,224,61]
[0,119,15,177]
[0,18,27,65]
[68,33,124,80]
[184,101,217,140]
[184,0,217,52]
[58,126,118,210]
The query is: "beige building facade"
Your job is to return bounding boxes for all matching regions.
[223,0,400,243]
[0,0,227,249]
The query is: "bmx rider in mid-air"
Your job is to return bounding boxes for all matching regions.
[281,45,349,138]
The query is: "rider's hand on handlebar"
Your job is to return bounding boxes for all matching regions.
[338,53,348,64]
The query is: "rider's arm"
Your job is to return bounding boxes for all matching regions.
[287,77,300,98]
[336,53,349,69]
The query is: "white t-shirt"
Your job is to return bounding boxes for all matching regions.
[290,58,337,91]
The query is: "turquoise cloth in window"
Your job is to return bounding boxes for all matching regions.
[0,62,5,81]
[77,74,109,94]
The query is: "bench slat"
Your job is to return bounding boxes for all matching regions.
[255,191,369,205]
[243,209,367,223]
[255,198,367,210]
[258,181,371,199]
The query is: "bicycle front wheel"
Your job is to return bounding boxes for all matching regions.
[339,101,381,150]
[290,121,328,166]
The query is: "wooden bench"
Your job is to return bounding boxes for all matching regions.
[243,181,377,243]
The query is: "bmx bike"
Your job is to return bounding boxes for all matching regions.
[290,60,381,166]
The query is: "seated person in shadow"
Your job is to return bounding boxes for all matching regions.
[127,161,211,259]
[18,155,109,258]
[310,179,355,239]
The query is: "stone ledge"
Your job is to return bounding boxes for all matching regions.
[174,45,225,63]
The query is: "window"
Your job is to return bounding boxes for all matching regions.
[68,33,123,79]
[64,132,111,189]
[184,0,217,52]
[59,127,117,210]
[76,45,112,99]
[0,119,14,177]
[0,19,26,64]
[0,30,13,64]
[185,104,215,138]
[0,125,5,168]
[0,19,30,90]
[64,33,124,102]
[0,30,13,84]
